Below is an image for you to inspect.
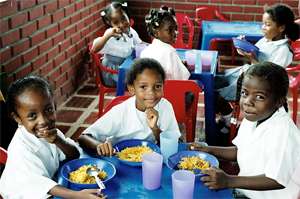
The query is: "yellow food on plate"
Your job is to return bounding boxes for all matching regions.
[177,156,210,171]
[116,146,154,162]
[69,165,107,184]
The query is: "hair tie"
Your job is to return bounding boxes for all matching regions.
[230,117,237,125]
[145,19,152,23]
[122,2,127,7]
[101,11,105,17]
[154,22,159,26]
[161,11,165,14]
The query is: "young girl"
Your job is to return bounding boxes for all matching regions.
[214,3,299,136]
[0,76,107,199]
[188,62,300,199]
[92,2,147,87]
[78,58,181,157]
[140,5,190,81]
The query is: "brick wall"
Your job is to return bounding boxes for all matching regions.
[1,0,299,106]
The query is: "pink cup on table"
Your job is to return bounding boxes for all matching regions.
[185,50,197,70]
[135,44,148,58]
[172,170,195,199]
[142,153,163,190]
[201,51,213,71]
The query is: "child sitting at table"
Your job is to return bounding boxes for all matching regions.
[214,3,299,139]
[188,62,300,199]
[78,58,181,157]
[0,76,107,199]
[92,2,147,87]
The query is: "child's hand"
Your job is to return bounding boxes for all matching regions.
[187,142,203,151]
[181,60,187,67]
[96,142,114,157]
[237,35,245,40]
[237,48,257,64]
[105,27,123,39]
[145,108,159,129]
[79,188,108,198]
[37,127,58,143]
[200,166,230,190]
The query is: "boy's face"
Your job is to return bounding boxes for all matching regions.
[108,9,130,34]
[262,12,285,41]
[128,68,164,112]
[154,16,178,44]
[240,75,282,125]
[12,89,56,136]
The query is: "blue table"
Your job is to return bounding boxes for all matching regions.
[197,21,264,50]
[116,49,218,146]
[54,143,233,199]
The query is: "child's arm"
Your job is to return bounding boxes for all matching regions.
[48,185,107,199]
[92,28,123,53]
[78,134,114,157]
[236,35,258,64]
[145,108,162,142]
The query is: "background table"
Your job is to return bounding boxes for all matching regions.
[116,49,218,146]
[197,21,264,50]
[54,143,233,199]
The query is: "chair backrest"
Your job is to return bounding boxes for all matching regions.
[0,147,7,165]
[101,95,131,117]
[195,7,230,27]
[172,13,194,49]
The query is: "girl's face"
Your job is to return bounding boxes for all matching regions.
[12,88,56,136]
[262,12,285,41]
[153,16,178,44]
[128,68,164,112]
[108,9,130,34]
[240,75,283,125]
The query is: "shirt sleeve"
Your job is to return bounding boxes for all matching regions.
[130,27,142,45]
[269,45,293,67]
[166,49,190,80]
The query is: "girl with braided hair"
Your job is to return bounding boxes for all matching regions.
[187,62,300,199]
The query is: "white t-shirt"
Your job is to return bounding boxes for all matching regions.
[232,107,300,199]
[93,27,142,58]
[82,96,181,144]
[140,39,190,80]
[0,126,81,199]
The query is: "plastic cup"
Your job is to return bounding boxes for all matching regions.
[185,50,197,70]
[142,153,163,190]
[135,44,147,58]
[201,51,213,71]
[160,131,178,164]
[172,170,195,199]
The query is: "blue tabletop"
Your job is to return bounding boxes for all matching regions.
[54,143,233,199]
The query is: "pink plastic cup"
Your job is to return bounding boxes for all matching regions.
[142,153,163,190]
[172,170,195,199]
[201,51,213,71]
[135,44,147,58]
[185,50,197,70]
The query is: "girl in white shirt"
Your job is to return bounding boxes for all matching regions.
[0,76,107,199]
[78,58,181,158]
[188,62,300,199]
[92,2,147,87]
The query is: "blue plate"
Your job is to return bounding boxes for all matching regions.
[60,158,116,190]
[232,37,259,53]
[167,150,219,181]
[113,139,161,167]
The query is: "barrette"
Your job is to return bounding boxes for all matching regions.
[101,11,105,16]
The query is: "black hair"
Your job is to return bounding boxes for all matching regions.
[264,3,300,42]
[233,61,289,120]
[145,5,176,37]
[101,1,131,27]
[125,58,166,86]
[7,76,53,117]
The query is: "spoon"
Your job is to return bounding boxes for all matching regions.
[86,167,106,189]
[114,152,132,158]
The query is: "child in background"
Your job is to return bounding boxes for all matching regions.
[214,3,299,137]
[188,62,300,199]
[141,5,190,80]
[0,76,107,199]
[92,2,147,87]
[78,58,181,157]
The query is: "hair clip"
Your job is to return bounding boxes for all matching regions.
[122,2,127,7]
[230,117,237,125]
[154,22,159,26]
[145,19,151,23]
[161,11,165,14]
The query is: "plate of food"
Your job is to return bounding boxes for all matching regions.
[232,37,259,53]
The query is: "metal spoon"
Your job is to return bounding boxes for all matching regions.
[86,167,106,189]
[114,152,132,158]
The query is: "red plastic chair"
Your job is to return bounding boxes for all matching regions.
[100,95,131,117]
[195,7,235,64]
[89,43,118,117]
[92,30,106,87]
[0,147,7,165]
[163,80,202,142]
[172,13,194,49]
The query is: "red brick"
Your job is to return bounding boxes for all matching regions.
[59,18,70,31]
[75,1,85,11]
[81,26,89,38]
[48,66,61,82]
[65,25,76,38]
[90,21,98,32]
[29,6,44,21]
[38,15,52,29]
[76,21,85,32]
[58,0,70,9]
[231,13,254,21]
[40,60,54,76]
[32,54,47,71]
[45,1,58,14]
[1,29,20,47]
[20,0,36,10]
[61,78,73,93]
[71,13,81,24]
[37,0,49,4]
[233,0,256,5]
[59,38,71,52]
[81,8,90,19]
[0,19,9,34]
[71,32,81,44]
[65,5,76,16]
[89,4,98,14]
[39,39,53,54]
[11,12,29,29]
[0,1,18,18]
[282,0,299,7]
[15,64,32,80]
[257,0,280,6]
[21,22,37,38]
[23,47,38,64]
[66,64,77,78]
[53,32,65,46]
[3,56,22,74]
[244,6,264,14]
[85,15,94,26]
[220,5,242,13]
[66,45,76,59]
[30,31,46,47]
[47,46,59,60]
[52,9,65,23]
[72,50,82,64]
[60,59,71,73]
[54,53,65,67]
[55,74,67,88]
[152,2,172,9]
[0,47,11,63]
[76,39,86,51]
[12,39,30,56]
[46,24,59,38]
[255,15,263,22]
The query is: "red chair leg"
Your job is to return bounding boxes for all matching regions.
[98,87,105,118]
[292,87,298,124]
[231,40,235,64]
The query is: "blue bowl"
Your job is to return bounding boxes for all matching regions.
[166,151,219,181]
[113,139,161,167]
[232,37,259,53]
[61,158,116,190]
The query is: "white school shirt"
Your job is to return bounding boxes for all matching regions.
[140,39,190,80]
[82,96,181,144]
[232,107,300,199]
[93,27,142,58]
[0,126,81,199]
